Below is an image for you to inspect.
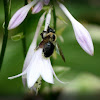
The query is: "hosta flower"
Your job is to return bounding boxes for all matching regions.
[8,0,50,30]
[58,2,94,56]
[44,9,51,31]
[8,11,65,89]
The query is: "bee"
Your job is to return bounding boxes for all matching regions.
[36,26,65,62]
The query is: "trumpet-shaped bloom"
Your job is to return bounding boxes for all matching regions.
[22,12,46,86]
[8,48,54,88]
[8,12,65,89]
[8,47,65,88]
[58,2,94,56]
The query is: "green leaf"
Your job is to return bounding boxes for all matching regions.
[11,32,24,41]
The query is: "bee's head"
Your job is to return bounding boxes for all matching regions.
[47,26,55,33]
[40,26,55,39]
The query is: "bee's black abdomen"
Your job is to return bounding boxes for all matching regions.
[43,41,55,57]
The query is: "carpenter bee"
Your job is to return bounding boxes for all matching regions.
[36,26,65,62]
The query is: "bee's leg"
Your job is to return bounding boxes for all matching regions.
[35,40,44,51]
[35,46,39,51]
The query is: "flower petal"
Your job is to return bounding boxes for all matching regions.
[40,57,54,84]
[26,50,41,88]
[58,2,94,55]
[43,0,50,5]
[8,0,38,30]
[44,9,51,31]
[22,12,46,87]
[26,48,54,88]
[8,70,27,79]
[27,67,40,88]
[49,60,69,84]
[22,77,27,87]
[72,21,94,55]
[23,12,46,72]
[32,1,43,14]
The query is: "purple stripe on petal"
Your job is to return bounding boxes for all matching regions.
[8,6,29,30]
[72,21,94,56]
[32,1,43,14]
[58,2,94,56]
[8,0,38,30]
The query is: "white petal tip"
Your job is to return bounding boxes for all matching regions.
[28,85,32,88]
[89,51,94,56]
[8,25,14,30]
[27,82,35,88]
[42,76,54,84]
[8,77,12,80]
[8,76,19,80]
[8,71,26,80]
[46,80,54,84]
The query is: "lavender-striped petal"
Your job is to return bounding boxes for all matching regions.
[8,0,38,30]
[58,2,94,55]
[32,1,43,14]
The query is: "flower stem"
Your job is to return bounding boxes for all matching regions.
[22,0,28,57]
[0,0,11,70]
[51,1,57,31]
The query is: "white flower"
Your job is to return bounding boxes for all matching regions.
[8,11,65,89]
[8,48,54,88]
[27,48,54,88]
[44,9,51,31]
[8,0,50,30]
[22,12,46,86]
[8,48,64,88]
[58,2,94,56]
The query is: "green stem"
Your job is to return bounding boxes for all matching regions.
[22,37,27,57]
[0,0,11,69]
[53,6,57,31]
[22,0,28,57]
[51,0,57,31]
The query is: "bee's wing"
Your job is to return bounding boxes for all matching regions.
[56,43,65,62]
